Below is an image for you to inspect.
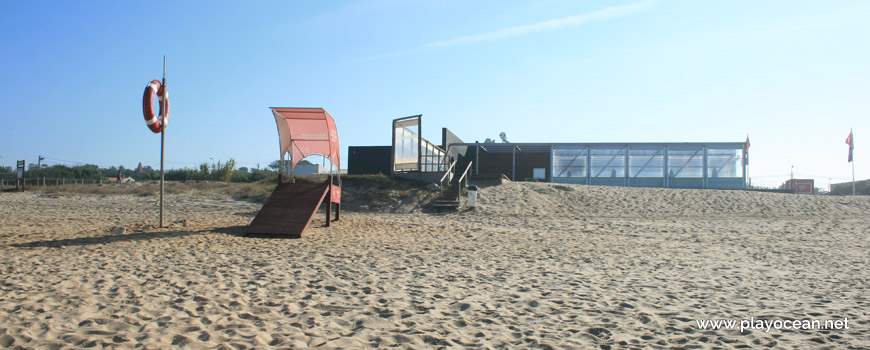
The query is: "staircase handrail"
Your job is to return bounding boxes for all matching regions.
[456,162,474,197]
[458,161,473,185]
[458,161,473,197]
[439,159,457,184]
[439,159,457,197]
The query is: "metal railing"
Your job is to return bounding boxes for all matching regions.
[438,159,457,197]
[457,161,473,197]
[436,161,474,200]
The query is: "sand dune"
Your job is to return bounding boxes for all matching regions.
[478,182,870,218]
[1,183,868,348]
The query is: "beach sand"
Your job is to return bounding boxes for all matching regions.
[1,183,868,348]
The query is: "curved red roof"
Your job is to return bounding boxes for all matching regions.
[270,107,340,172]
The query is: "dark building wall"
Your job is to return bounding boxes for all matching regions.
[348,146,391,175]
[442,128,470,172]
[472,147,550,181]
[441,128,464,151]
[830,179,870,195]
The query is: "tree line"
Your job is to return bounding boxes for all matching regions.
[0,159,318,183]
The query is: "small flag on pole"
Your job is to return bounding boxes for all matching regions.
[846,131,853,162]
[743,135,750,165]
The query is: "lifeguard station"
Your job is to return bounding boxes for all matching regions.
[246,107,341,237]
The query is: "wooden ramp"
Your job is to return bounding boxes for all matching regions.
[246,181,330,237]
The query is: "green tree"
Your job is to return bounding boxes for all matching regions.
[213,159,235,182]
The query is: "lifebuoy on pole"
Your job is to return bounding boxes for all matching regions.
[142,79,170,133]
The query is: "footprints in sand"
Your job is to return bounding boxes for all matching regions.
[2,189,869,348]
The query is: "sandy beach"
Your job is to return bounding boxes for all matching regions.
[1,183,869,349]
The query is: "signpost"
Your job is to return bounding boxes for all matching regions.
[16,160,24,191]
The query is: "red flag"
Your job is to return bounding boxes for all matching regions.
[846,131,853,162]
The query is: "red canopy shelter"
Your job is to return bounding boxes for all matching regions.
[271,107,341,176]
[246,108,340,237]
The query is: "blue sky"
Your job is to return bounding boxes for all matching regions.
[1,0,867,188]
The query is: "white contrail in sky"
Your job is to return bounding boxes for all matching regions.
[355,1,656,62]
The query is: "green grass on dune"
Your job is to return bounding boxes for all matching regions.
[29,174,434,206]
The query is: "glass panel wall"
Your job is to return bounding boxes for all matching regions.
[591,148,625,178]
[630,148,664,177]
[475,142,745,189]
[393,121,419,171]
[420,139,446,172]
[553,147,587,178]
[707,149,741,178]
[668,149,703,178]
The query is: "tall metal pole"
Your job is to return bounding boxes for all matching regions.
[624,146,629,187]
[160,56,166,227]
[745,134,750,189]
[417,116,422,183]
[851,161,856,195]
[851,128,856,195]
[511,145,515,181]
[475,142,479,175]
[745,162,749,189]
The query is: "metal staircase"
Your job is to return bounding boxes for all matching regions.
[431,161,473,211]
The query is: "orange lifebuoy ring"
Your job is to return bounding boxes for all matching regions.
[142,79,169,133]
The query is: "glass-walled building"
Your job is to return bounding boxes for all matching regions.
[457,142,746,189]
[349,114,747,190]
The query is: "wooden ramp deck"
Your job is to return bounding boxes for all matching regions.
[246,181,330,237]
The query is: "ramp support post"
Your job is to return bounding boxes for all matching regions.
[326,176,332,227]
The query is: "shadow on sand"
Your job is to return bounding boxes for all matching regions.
[210,226,304,240]
[8,225,294,248]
